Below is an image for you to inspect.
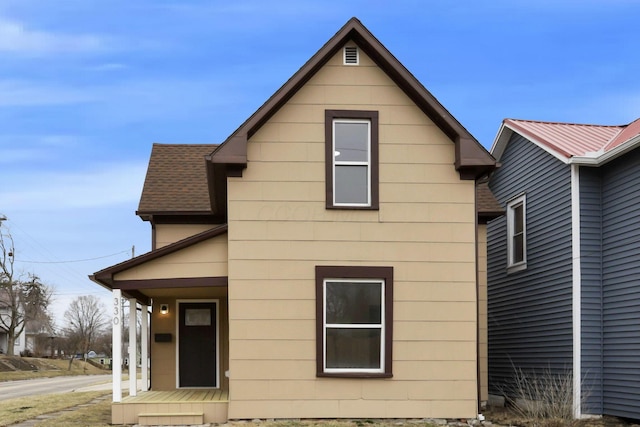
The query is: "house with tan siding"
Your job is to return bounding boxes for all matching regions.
[91,18,500,426]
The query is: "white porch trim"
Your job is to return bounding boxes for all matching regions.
[112,289,122,403]
[141,304,149,391]
[128,298,137,397]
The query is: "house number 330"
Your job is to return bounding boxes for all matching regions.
[113,297,120,325]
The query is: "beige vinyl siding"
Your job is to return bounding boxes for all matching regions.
[226,44,477,419]
[155,224,215,248]
[113,234,228,280]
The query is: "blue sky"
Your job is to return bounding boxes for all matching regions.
[1,0,638,328]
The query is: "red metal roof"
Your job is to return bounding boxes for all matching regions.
[605,117,640,151]
[504,119,628,158]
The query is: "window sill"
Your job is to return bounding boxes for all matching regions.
[507,262,527,274]
[317,372,393,379]
[326,205,379,210]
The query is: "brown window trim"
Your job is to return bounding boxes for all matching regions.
[325,110,379,210]
[315,265,393,378]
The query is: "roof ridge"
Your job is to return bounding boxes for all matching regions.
[506,118,625,129]
[152,142,218,147]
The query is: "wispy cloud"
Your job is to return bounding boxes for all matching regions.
[0,134,81,163]
[0,162,148,210]
[87,63,128,72]
[0,80,97,106]
[0,18,108,55]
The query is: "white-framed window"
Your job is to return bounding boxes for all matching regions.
[315,266,393,377]
[333,119,371,206]
[325,110,379,210]
[507,194,527,271]
[324,279,384,373]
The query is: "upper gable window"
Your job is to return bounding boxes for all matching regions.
[325,110,379,210]
[507,194,527,272]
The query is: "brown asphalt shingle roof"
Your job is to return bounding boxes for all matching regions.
[477,181,503,219]
[137,143,217,215]
[137,144,502,220]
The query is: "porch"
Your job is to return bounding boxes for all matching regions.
[112,389,229,426]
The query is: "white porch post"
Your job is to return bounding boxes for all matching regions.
[141,304,149,391]
[112,289,122,403]
[128,298,137,397]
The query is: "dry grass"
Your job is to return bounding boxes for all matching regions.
[31,395,114,427]
[226,422,440,427]
[0,356,106,382]
[485,405,637,427]
[0,391,109,427]
[505,367,576,421]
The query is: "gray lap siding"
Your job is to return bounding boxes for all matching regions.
[600,148,640,419]
[487,134,573,394]
[579,167,604,414]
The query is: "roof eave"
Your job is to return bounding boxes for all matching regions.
[569,133,640,166]
[489,122,512,161]
[91,223,229,292]
[135,210,217,222]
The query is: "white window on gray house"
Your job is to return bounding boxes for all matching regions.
[507,194,527,271]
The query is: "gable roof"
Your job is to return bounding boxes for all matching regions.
[491,117,640,165]
[207,17,495,180]
[90,223,229,302]
[137,143,218,220]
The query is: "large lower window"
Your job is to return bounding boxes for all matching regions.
[315,266,393,377]
[325,110,379,209]
[507,194,526,271]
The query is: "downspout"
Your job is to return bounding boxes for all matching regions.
[571,164,582,418]
[475,184,481,416]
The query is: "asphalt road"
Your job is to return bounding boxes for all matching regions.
[0,374,113,401]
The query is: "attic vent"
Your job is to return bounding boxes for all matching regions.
[343,46,359,65]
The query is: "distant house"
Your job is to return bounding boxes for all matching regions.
[0,291,27,355]
[487,117,640,419]
[91,18,498,426]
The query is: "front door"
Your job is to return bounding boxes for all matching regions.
[178,301,218,388]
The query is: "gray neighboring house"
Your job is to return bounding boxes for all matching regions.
[486,117,640,419]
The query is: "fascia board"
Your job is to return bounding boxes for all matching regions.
[569,133,640,166]
[489,123,511,161]
[501,122,571,165]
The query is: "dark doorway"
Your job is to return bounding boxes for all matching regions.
[178,301,217,387]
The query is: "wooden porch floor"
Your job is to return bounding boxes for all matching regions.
[113,389,229,425]
[122,388,229,403]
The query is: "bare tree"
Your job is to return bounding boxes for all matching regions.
[63,295,107,366]
[0,227,54,356]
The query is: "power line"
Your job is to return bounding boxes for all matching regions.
[19,250,130,264]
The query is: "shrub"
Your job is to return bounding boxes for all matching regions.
[499,365,585,424]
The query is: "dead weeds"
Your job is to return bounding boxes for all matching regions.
[484,406,640,427]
